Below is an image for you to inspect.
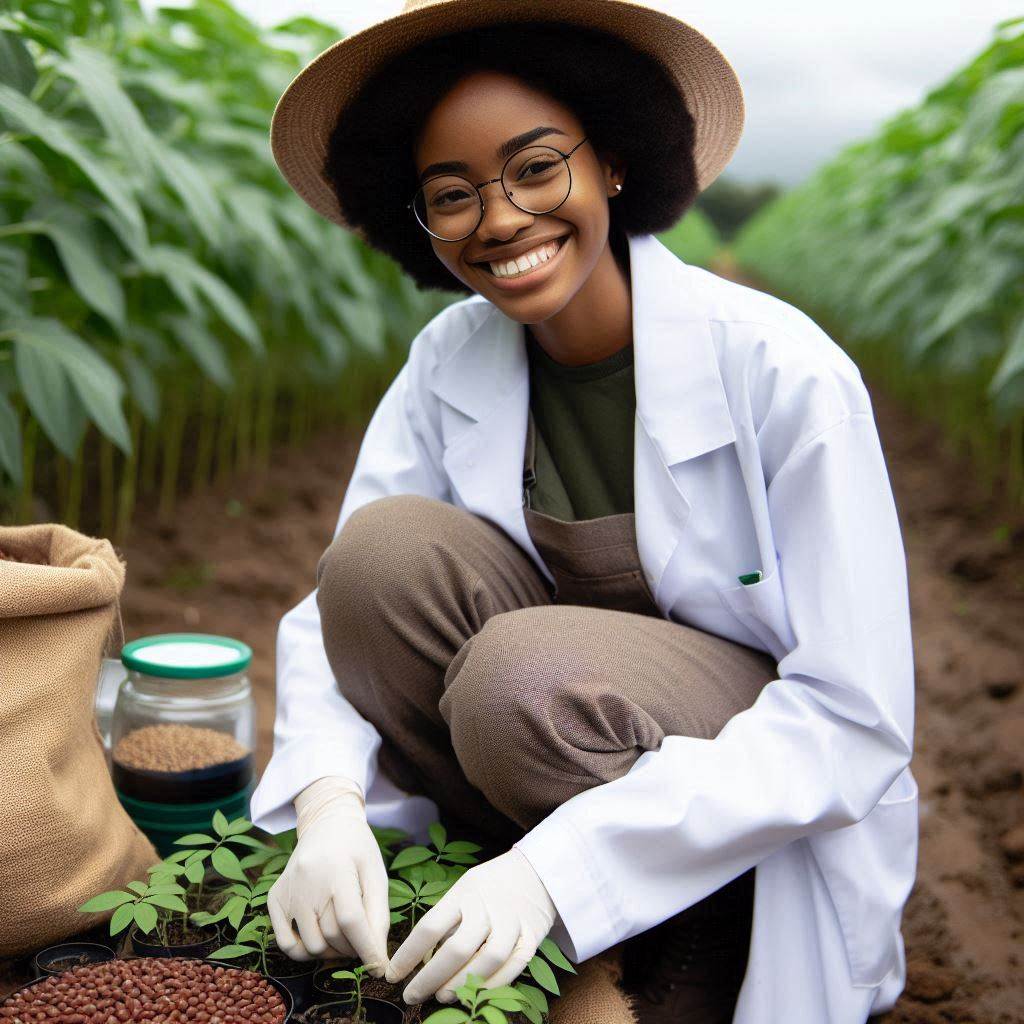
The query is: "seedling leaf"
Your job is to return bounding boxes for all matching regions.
[110,903,135,935]
[142,894,188,913]
[390,846,432,870]
[224,816,254,836]
[127,881,149,895]
[133,901,158,934]
[78,890,134,912]
[428,822,447,850]
[421,1009,470,1024]
[479,1007,507,1024]
[212,809,229,836]
[538,937,576,973]
[209,945,252,959]
[185,859,206,885]
[174,833,213,847]
[211,845,247,882]
[527,955,559,995]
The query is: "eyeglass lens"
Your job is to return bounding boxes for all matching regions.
[413,145,572,241]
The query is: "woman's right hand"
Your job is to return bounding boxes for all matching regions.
[267,775,391,975]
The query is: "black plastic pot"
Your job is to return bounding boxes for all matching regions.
[262,953,320,1014]
[32,941,116,977]
[312,962,362,1004]
[307,997,405,1024]
[130,922,220,958]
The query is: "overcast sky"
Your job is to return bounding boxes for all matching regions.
[229,0,1020,186]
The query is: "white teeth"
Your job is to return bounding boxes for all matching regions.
[488,237,563,278]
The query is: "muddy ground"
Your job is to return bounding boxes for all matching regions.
[3,333,1023,1021]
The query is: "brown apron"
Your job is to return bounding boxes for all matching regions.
[522,407,661,617]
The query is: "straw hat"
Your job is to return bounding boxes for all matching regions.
[270,0,745,236]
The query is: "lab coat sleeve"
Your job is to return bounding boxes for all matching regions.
[250,345,451,836]
[514,409,915,963]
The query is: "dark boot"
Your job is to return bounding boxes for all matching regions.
[621,868,755,1024]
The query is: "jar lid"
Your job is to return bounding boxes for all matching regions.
[120,633,253,679]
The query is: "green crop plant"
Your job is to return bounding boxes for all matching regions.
[167,810,267,905]
[208,912,277,976]
[421,974,541,1024]
[0,0,457,537]
[78,877,188,946]
[733,17,1024,502]
[389,823,483,874]
[330,963,378,1023]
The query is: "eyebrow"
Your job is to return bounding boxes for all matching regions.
[418,126,569,184]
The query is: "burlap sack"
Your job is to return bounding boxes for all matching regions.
[0,523,157,956]
[549,944,637,1024]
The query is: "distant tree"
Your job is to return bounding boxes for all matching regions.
[696,177,783,241]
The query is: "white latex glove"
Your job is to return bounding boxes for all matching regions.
[384,847,557,1005]
[267,775,390,976]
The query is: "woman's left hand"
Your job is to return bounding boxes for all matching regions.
[384,847,557,1004]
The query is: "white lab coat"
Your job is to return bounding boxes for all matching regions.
[250,232,918,1024]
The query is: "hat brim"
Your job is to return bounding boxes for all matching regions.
[271,0,745,234]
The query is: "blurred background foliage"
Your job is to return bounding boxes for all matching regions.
[734,15,1024,500]
[0,0,456,537]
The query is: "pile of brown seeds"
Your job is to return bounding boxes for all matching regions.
[0,957,287,1023]
[112,724,249,773]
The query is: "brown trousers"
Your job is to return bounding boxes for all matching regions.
[316,490,778,1021]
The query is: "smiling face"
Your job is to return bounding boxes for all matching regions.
[412,70,626,324]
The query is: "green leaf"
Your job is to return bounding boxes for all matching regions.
[142,894,188,913]
[184,859,206,885]
[388,879,416,899]
[0,393,22,485]
[9,318,131,453]
[0,83,144,243]
[13,331,83,459]
[428,823,447,851]
[479,1007,507,1024]
[78,890,134,912]
[520,1004,543,1024]
[331,970,356,981]
[224,816,254,836]
[151,140,225,250]
[390,846,432,871]
[420,1010,470,1024]
[538,937,576,973]
[121,349,160,425]
[163,314,231,388]
[208,944,254,959]
[226,896,247,930]
[212,809,230,837]
[514,983,548,1013]
[0,31,37,94]
[62,39,156,181]
[174,833,214,847]
[126,881,149,896]
[133,902,159,935]
[211,845,248,882]
[443,842,483,855]
[477,986,522,1002]
[109,903,135,935]
[527,956,559,996]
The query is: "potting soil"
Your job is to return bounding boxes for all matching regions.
[0,957,286,1024]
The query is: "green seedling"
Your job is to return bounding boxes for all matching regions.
[191,870,275,931]
[209,912,277,976]
[330,962,379,1023]
[78,879,188,947]
[389,823,482,873]
[387,874,451,928]
[421,973,536,1024]
[168,810,267,903]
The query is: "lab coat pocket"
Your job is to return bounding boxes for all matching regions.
[717,559,794,662]
[812,767,919,988]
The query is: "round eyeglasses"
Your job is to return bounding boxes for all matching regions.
[409,137,590,242]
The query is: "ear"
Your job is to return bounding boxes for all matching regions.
[597,149,627,198]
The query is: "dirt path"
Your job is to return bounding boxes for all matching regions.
[3,316,1022,1019]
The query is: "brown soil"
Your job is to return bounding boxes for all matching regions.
[132,919,217,949]
[2,332,1023,1018]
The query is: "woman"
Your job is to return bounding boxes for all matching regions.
[250,5,918,1024]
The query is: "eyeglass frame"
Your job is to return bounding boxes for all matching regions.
[407,136,591,242]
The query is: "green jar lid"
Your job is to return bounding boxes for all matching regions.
[121,633,252,679]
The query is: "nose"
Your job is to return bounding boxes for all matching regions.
[474,179,534,242]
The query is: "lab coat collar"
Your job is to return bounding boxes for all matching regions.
[429,232,736,468]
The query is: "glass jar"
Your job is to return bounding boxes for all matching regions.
[110,633,255,853]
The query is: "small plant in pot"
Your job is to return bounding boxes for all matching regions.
[208,912,319,1013]
[76,874,220,957]
[307,963,403,1024]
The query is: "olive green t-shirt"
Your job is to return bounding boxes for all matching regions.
[525,328,635,522]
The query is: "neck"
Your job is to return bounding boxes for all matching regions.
[527,233,632,366]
